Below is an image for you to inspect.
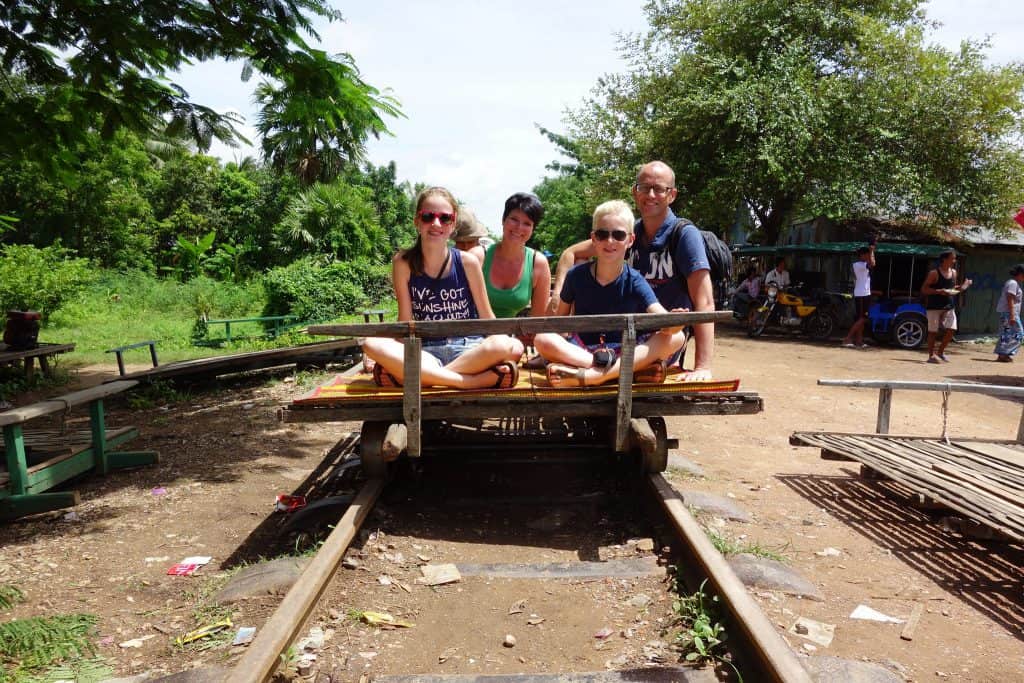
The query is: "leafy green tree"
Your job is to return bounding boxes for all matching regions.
[0,244,96,318]
[275,180,389,262]
[343,161,417,252]
[255,49,402,186]
[0,129,159,269]
[564,0,1024,243]
[0,1,400,175]
[532,174,594,256]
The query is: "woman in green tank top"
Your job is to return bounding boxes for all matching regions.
[483,192,551,319]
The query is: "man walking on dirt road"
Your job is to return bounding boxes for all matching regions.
[842,243,875,348]
[550,161,715,381]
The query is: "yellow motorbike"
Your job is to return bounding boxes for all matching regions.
[748,283,836,340]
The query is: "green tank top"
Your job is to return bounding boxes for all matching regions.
[483,243,535,319]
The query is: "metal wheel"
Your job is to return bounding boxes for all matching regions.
[893,314,927,349]
[642,416,669,473]
[805,311,835,340]
[359,421,389,478]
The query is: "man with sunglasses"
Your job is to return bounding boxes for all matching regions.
[551,161,714,381]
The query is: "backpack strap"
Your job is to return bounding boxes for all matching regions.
[666,217,694,280]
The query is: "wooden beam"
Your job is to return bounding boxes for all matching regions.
[225,478,385,683]
[876,387,893,434]
[0,381,139,427]
[900,603,924,641]
[818,378,1024,399]
[308,311,731,339]
[614,317,636,453]
[403,337,422,458]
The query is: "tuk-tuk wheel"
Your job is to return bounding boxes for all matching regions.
[359,420,390,478]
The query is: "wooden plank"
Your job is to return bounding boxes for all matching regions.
[3,425,28,495]
[614,317,636,453]
[900,603,925,641]
[876,387,893,434]
[952,440,1024,468]
[0,381,138,427]
[818,378,1024,399]
[0,343,75,363]
[403,337,422,458]
[226,478,385,683]
[309,311,731,339]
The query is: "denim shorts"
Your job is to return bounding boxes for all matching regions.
[422,335,484,366]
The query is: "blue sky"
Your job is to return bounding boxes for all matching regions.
[174,0,1024,235]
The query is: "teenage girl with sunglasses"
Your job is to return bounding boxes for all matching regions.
[362,187,523,388]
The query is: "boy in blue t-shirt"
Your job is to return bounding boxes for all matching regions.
[534,200,686,386]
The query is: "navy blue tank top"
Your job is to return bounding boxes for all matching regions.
[926,270,956,310]
[408,248,479,330]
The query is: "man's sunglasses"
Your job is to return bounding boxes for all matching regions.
[419,211,456,226]
[593,229,629,242]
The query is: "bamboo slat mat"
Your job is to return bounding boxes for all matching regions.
[792,431,1024,542]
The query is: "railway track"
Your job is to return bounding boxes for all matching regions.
[223,432,810,682]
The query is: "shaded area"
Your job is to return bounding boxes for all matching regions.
[777,472,1023,638]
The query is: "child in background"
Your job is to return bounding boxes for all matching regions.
[534,200,686,386]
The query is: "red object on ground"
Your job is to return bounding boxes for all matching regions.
[275,494,307,512]
[1014,206,1024,229]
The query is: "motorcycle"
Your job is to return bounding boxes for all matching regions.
[747,283,837,340]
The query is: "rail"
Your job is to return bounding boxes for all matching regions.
[203,315,302,342]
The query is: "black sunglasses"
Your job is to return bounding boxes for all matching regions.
[593,228,629,242]
[419,211,456,226]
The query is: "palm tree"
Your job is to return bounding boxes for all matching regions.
[255,50,402,186]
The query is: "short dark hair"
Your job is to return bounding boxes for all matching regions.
[939,249,956,261]
[502,192,544,225]
[1011,263,1024,277]
[856,246,870,256]
[775,257,786,266]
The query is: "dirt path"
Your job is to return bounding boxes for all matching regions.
[0,327,1020,681]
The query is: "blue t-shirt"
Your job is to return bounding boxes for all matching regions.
[559,263,659,345]
[408,248,478,342]
[626,210,710,310]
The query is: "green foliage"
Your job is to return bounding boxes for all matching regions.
[0,586,24,611]
[0,614,98,676]
[0,0,357,170]
[532,173,595,256]
[342,161,418,253]
[126,379,191,410]
[0,245,95,318]
[563,0,1024,243]
[671,579,735,675]
[21,657,113,683]
[275,181,390,262]
[255,49,403,186]
[705,528,787,562]
[262,257,392,322]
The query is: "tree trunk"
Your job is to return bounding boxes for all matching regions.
[760,193,797,245]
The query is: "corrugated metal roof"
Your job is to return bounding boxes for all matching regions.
[734,242,954,257]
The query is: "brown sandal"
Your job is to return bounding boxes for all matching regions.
[489,361,519,389]
[372,363,402,387]
[546,363,587,387]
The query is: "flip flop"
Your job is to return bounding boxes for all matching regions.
[489,362,519,389]
[372,363,402,387]
[546,363,587,387]
[633,360,667,384]
[592,348,616,370]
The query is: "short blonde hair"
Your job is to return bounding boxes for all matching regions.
[592,200,634,232]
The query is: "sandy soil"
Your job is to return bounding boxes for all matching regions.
[0,325,1021,681]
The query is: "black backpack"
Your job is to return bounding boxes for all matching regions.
[667,218,733,309]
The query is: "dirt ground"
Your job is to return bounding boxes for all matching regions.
[0,325,1022,681]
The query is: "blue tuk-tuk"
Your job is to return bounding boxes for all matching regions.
[732,242,957,348]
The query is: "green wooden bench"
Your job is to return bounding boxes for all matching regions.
[201,315,303,343]
[106,340,159,376]
[1,380,158,519]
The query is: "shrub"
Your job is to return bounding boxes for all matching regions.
[262,257,391,322]
[0,244,96,319]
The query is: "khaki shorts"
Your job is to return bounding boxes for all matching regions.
[927,309,957,332]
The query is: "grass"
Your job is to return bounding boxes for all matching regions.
[0,614,99,681]
[671,577,739,680]
[35,271,394,367]
[0,585,25,611]
[705,528,788,563]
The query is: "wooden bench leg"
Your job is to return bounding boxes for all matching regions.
[148,344,159,369]
[4,424,29,495]
[1,491,81,520]
[23,357,35,382]
[115,351,126,376]
[38,354,52,378]
[89,400,109,474]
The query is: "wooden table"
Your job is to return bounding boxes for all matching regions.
[0,343,75,381]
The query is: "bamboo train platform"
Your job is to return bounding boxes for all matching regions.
[790,379,1024,543]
